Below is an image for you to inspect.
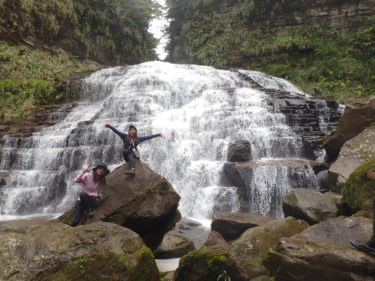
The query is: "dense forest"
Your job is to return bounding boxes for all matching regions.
[166,0,375,103]
[0,0,158,121]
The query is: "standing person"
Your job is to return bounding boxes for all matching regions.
[70,163,110,227]
[351,198,375,256]
[104,123,162,175]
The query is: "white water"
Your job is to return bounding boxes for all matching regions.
[0,62,326,221]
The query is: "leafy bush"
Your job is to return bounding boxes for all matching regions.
[166,0,375,103]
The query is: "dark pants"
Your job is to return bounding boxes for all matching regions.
[70,192,97,227]
[123,150,137,170]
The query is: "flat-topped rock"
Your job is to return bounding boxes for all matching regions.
[298,216,372,248]
[154,233,195,259]
[282,188,341,224]
[211,211,276,241]
[227,140,252,162]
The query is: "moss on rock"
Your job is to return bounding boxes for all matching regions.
[341,157,375,214]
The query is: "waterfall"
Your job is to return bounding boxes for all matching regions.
[0,61,335,222]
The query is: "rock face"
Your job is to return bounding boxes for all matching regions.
[341,157,375,213]
[174,247,250,281]
[298,216,373,248]
[202,231,230,250]
[211,211,275,241]
[59,161,181,249]
[324,96,375,162]
[267,236,375,281]
[327,126,375,191]
[229,217,309,280]
[154,233,195,259]
[0,220,160,281]
[227,140,252,162]
[282,188,341,224]
[266,216,375,281]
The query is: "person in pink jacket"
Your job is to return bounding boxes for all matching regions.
[70,163,110,227]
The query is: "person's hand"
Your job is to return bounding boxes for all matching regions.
[104,123,109,128]
[159,133,163,137]
[83,163,90,170]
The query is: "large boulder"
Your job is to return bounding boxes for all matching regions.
[174,247,250,281]
[267,236,375,281]
[211,211,275,241]
[282,188,341,224]
[229,217,309,280]
[265,216,374,281]
[59,161,181,249]
[0,220,160,281]
[327,126,375,192]
[324,96,375,162]
[341,157,375,214]
[227,140,252,162]
[298,216,372,248]
[154,233,195,259]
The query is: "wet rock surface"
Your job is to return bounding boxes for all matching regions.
[227,140,252,162]
[328,126,375,192]
[154,233,195,259]
[0,220,160,281]
[222,159,322,215]
[169,217,210,248]
[58,161,181,249]
[211,211,276,241]
[0,104,76,141]
[282,188,341,224]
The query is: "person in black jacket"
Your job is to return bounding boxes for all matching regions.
[105,123,162,175]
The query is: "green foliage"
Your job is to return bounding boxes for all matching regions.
[166,0,375,103]
[0,42,100,122]
[1,0,158,64]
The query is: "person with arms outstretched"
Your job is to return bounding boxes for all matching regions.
[70,163,110,227]
[105,123,162,175]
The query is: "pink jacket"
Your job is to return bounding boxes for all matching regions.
[74,168,100,197]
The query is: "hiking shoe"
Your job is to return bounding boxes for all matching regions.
[350,240,375,256]
[88,209,95,217]
[125,168,136,176]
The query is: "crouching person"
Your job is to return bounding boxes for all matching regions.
[70,163,110,227]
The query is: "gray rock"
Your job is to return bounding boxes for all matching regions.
[282,188,341,224]
[211,211,275,241]
[328,126,375,192]
[202,231,230,249]
[227,140,252,162]
[154,233,195,259]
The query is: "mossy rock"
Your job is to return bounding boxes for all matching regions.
[229,217,309,279]
[0,221,160,281]
[341,157,375,213]
[174,247,250,281]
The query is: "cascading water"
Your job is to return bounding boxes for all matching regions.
[0,61,332,222]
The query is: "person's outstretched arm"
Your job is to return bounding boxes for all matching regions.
[138,133,162,143]
[104,123,127,138]
[75,164,89,183]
